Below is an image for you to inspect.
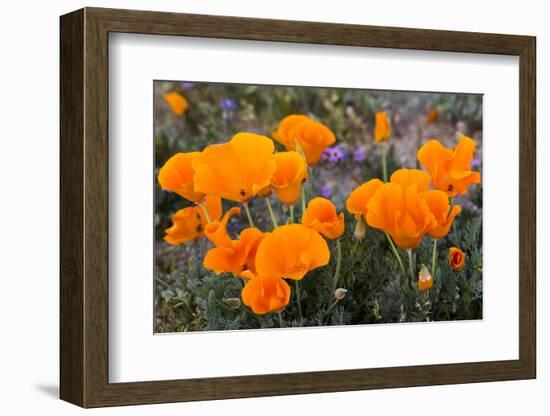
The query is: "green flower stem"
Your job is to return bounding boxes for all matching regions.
[450,197,460,246]
[407,249,415,281]
[243,202,255,227]
[431,239,438,279]
[294,280,303,321]
[350,239,360,257]
[385,232,406,276]
[277,312,285,328]
[197,202,211,223]
[333,239,342,290]
[301,186,307,214]
[289,204,295,223]
[381,141,388,182]
[265,197,278,228]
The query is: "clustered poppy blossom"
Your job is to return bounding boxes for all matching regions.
[158,105,480,319]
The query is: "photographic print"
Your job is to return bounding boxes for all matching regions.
[154,81,482,333]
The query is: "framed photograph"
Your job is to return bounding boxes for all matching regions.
[60,7,536,408]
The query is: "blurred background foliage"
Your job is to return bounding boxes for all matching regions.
[154,80,483,333]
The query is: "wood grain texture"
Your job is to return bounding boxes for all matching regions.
[59,7,536,408]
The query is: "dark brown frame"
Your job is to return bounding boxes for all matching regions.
[60,7,536,408]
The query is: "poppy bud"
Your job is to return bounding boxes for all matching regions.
[223,298,241,309]
[354,216,367,241]
[417,264,433,292]
[334,288,348,300]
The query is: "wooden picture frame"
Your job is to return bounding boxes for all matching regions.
[60,7,536,408]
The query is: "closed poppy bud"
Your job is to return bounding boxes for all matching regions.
[449,247,465,271]
[241,274,291,314]
[272,114,336,165]
[374,111,391,143]
[301,197,345,240]
[334,288,348,300]
[353,215,367,241]
[164,91,189,115]
[255,224,330,280]
[271,151,308,205]
[158,152,205,202]
[417,264,433,292]
[164,196,222,245]
[426,108,439,124]
[223,298,241,309]
[193,132,277,203]
[417,137,480,197]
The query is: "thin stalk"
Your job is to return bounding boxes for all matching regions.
[385,232,405,276]
[450,197,460,246]
[294,280,303,321]
[431,239,438,279]
[407,249,415,281]
[350,239,360,257]
[277,312,285,328]
[333,239,342,290]
[265,197,278,228]
[381,141,388,182]
[289,204,295,223]
[301,186,307,214]
[198,202,211,223]
[243,202,255,227]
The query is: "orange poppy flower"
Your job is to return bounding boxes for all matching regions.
[192,133,277,203]
[426,108,439,124]
[241,274,291,314]
[421,191,461,239]
[164,91,189,115]
[203,227,266,277]
[418,264,433,292]
[449,247,465,271]
[204,207,241,248]
[272,114,336,165]
[366,182,437,249]
[345,179,384,219]
[157,152,205,202]
[390,168,431,191]
[374,111,391,143]
[417,136,481,197]
[163,196,222,245]
[301,197,345,240]
[255,224,330,280]
[270,151,308,205]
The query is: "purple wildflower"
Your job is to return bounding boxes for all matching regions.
[353,147,366,163]
[180,82,194,89]
[220,98,238,112]
[322,145,347,164]
[321,183,332,199]
[471,158,481,168]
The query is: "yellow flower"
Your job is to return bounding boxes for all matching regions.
[270,151,308,205]
[301,197,345,240]
[157,152,204,202]
[272,114,336,165]
[193,133,277,203]
[255,224,330,280]
[374,111,391,143]
[164,91,188,115]
[417,136,481,197]
[163,197,222,245]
